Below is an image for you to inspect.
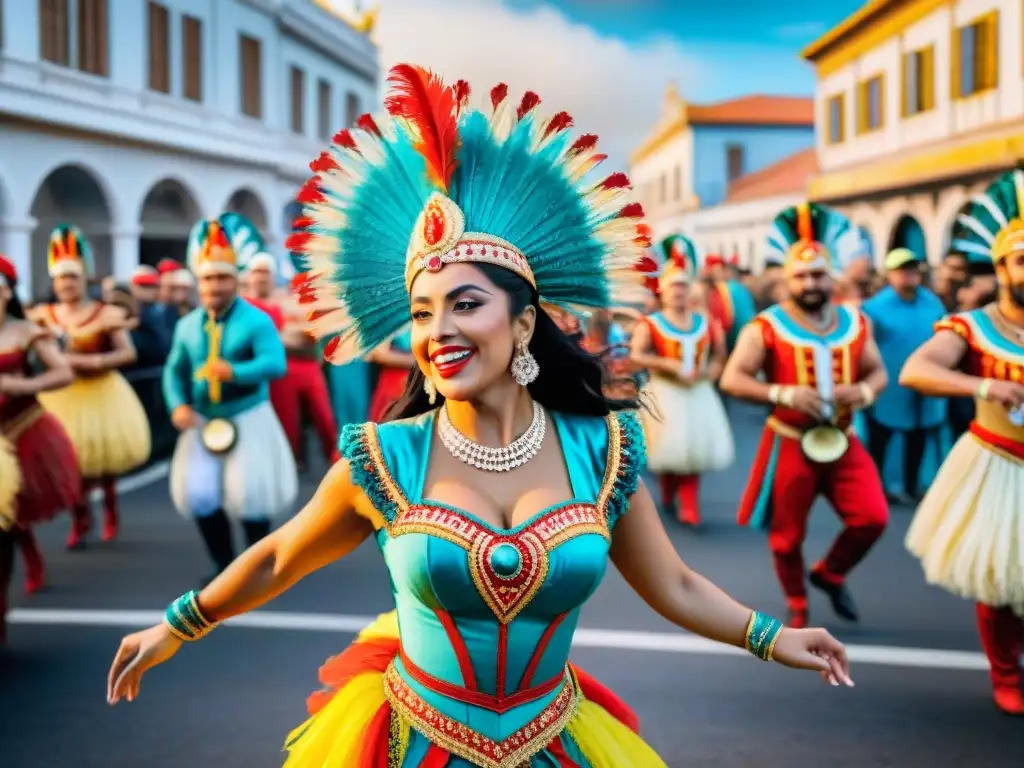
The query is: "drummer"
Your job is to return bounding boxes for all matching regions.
[720,202,889,629]
[163,218,298,584]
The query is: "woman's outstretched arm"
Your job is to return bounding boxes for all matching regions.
[610,482,853,686]
[107,459,376,704]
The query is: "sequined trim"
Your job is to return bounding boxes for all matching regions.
[391,503,607,623]
[383,661,578,768]
[603,410,645,529]
[339,422,409,525]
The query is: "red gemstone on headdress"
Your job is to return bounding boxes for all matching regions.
[423,204,445,247]
[427,256,442,271]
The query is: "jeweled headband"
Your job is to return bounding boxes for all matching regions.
[286,63,649,364]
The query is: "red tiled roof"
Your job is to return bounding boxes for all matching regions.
[688,95,815,127]
[726,147,819,203]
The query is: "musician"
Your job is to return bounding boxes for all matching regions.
[721,203,889,629]
[163,219,297,583]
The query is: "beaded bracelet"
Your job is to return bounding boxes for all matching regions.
[163,590,217,642]
[745,611,784,661]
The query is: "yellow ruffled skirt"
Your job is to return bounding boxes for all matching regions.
[37,371,151,478]
[284,612,666,767]
[906,431,1024,615]
[0,435,21,531]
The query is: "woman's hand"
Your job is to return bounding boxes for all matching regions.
[107,623,182,704]
[770,627,854,687]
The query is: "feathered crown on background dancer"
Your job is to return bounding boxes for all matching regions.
[659,234,698,287]
[952,168,1024,264]
[47,225,95,279]
[766,203,860,275]
[286,63,649,364]
[187,214,263,277]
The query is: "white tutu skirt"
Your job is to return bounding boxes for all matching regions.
[641,377,734,475]
[906,433,1024,615]
[170,402,298,521]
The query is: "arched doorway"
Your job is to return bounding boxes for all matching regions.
[139,179,200,267]
[943,200,974,257]
[225,188,269,235]
[29,165,112,300]
[889,214,927,262]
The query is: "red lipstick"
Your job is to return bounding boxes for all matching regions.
[430,345,475,379]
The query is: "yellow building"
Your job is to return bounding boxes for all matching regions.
[804,0,1024,265]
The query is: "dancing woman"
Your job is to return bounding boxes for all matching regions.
[29,227,150,548]
[0,255,81,639]
[900,169,1024,715]
[107,65,853,766]
[631,235,734,526]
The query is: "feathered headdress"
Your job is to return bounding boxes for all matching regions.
[187,219,239,277]
[659,235,698,287]
[952,168,1024,264]
[765,203,860,275]
[286,63,648,363]
[47,225,95,279]
[0,255,16,288]
[219,213,265,270]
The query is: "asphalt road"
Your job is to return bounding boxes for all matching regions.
[5,402,1024,767]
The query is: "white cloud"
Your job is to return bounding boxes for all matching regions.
[335,0,708,168]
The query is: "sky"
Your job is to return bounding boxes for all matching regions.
[329,0,865,165]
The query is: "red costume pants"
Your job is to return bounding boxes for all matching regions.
[660,474,701,525]
[270,358,339,464]
[742,431,888,612]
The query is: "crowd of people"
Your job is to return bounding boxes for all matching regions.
[1,63,1022,766]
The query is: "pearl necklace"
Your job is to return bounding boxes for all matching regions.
[438,401,546,472]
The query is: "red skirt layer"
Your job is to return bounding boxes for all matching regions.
[369,367,410,423]
[14,411,82,525]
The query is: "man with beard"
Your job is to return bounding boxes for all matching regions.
[721,203,889,629]
[900,169,1024,715]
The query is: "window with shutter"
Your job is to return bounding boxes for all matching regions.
[148,2,170,93]
[39,0,70,66]
[291,66,306,134]
[318,79,333,140]
[182,15,203,102]
[240,35,263,119]
[345,91,360,128]
[78,0,109,77]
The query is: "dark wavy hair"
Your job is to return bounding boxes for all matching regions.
[2,272,26,320]
[388,263,638,421]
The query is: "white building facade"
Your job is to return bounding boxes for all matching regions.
[805,0,1024,266]
[0,0,379,298]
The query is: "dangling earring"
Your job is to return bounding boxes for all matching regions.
[511,338,540,386]
[423,377,437,405]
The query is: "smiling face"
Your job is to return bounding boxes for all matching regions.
[409,263,535,403]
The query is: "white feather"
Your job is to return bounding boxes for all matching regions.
[956,213,996,244]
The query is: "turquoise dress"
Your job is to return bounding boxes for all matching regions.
[320,337,371,430]
[284,409,664,767]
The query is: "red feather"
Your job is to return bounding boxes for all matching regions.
[384,64,460,191]
[635,254,658,273]
[618,202,644,219]
[517,92,541,121]
[323,335,341,359]
[599,172,631,190]
[634,224,653,248]
[285,231,314,252]
[0,256,16,283]
[542,111,573,139]
[292,215,315,230]
[357,113,381,137]
[332,129,359,151]
[454,80,471,115]
[296,179,325,205]
[309,152,339,174]
[568,134,598,157]
[490,84,508,111]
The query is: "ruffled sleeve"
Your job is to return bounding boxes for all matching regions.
[934,313,972,342]
[604,409,647,530]
[337,422,404,526]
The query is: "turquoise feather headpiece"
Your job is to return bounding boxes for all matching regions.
[286,63,649,363]
[766,203,860,275]
[660,235,698,285]
[952,168,1024,264]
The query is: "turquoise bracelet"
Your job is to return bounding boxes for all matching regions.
[745,611,783,661]
[163,590,217,642]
